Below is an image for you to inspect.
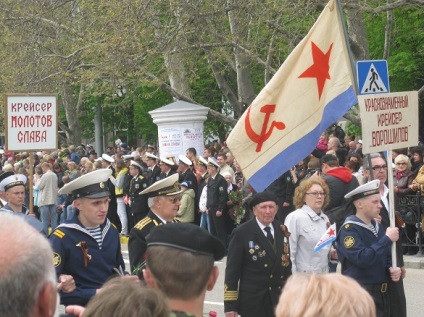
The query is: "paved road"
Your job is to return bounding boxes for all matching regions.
[120,246,424,317]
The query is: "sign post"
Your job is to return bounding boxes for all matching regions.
[358,90,419,267]
[4,94,58,214]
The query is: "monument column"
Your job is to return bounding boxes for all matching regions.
[149,100,209,159]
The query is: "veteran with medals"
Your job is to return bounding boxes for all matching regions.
[128,173,182,276]
[336,180,402,317]
[224,192,292,317]
[49,169,127,307]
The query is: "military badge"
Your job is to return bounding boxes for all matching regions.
[345,224,350,229]
[135,184,139,189]
[249,249,254,254]
[219,186,224,192]
[344,236,355,248]
[99,182,105,189]
[252,255,257,261]
[53,252,61,267]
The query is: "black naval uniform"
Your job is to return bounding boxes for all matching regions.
[336,215,393,317]
[128,211,164,275]
[149,165,161,186]
[106,165,119,231]
[207,173,228,247]
[159,169,176,180]
[224,218,292,317]
[129,174,149,225]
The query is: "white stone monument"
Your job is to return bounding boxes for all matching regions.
[149,100,209,160]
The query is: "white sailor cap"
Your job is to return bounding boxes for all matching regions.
[344,179,380,201]
[159,157,175,166]
[122,155,134,161]
[198,156,208,167]
[207,157,219,168]
[0,172,27,192]
[102,153,115,163]
[58,169,112,199]
[178,155,192,166]
[146,152,158,160]
[130,160,142,170]
[140,173,181,197]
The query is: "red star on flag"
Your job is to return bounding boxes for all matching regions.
[299,42,333,99]
[328,227,336,237]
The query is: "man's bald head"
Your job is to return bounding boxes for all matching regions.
[0,213,57,317]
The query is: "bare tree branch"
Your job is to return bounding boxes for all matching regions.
[144,71,238,126]
[344,0,424,14]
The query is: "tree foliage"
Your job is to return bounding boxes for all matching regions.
[0,0,422,145]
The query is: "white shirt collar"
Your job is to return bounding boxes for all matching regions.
[256,217,274,237]
[151,211,167,224]
[380,184,389,212]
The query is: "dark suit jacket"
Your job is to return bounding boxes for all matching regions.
[128,211,164,274]
[224,218,292,317]
[206,174,227,211]
[150,165,161,185]
[380,198,404,267]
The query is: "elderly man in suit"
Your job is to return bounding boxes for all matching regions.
[224,192,292,317]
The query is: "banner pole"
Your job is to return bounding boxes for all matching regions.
[335,0,358,95]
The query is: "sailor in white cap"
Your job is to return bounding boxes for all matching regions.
[0,171,44,234]
[159,156,177,180]
[145,152,161,185]
[127,160,149,230]
[177,154,199,224]
[206,157,228,248]
[335,179,401,317]
[49,169,131,307]
[128,173,182,276]
[100,153,119,232]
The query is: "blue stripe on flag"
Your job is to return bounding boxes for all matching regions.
[313,235,337,252]
[249,86,357,192]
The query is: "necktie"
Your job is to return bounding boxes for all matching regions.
[264,226,274,245]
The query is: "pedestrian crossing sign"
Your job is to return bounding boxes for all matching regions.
[356,60,390,95]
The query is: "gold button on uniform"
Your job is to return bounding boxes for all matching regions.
[270,274,273,278]
[264,264,268,267]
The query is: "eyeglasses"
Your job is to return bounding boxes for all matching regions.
[372,165,387,171]
[306,192,325,197]
[395,162,407,166]
[166,196,181,203]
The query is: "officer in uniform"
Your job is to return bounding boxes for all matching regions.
[0,171,43,233]
[143,223,225,317]
[128,173,181,276]
[336,180,402,317]
[101,153,119,231]
[206,157,228,248]
[145,152,161,185]
[50,169,128,306]
[128,160,149,228]
[224,192,292,317]
[159,156,177,179]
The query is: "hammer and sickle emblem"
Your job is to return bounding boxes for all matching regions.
[245,104,286,152]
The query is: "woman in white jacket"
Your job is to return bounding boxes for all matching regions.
[284,177,331,274]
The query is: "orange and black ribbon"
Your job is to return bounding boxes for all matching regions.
[76,241,92,267]
[280,224,291,267]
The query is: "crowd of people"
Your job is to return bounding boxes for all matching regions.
[1,122,424,317]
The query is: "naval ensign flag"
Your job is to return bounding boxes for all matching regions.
[226,0,357,192]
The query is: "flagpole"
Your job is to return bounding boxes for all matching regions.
[335,0,358,95]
